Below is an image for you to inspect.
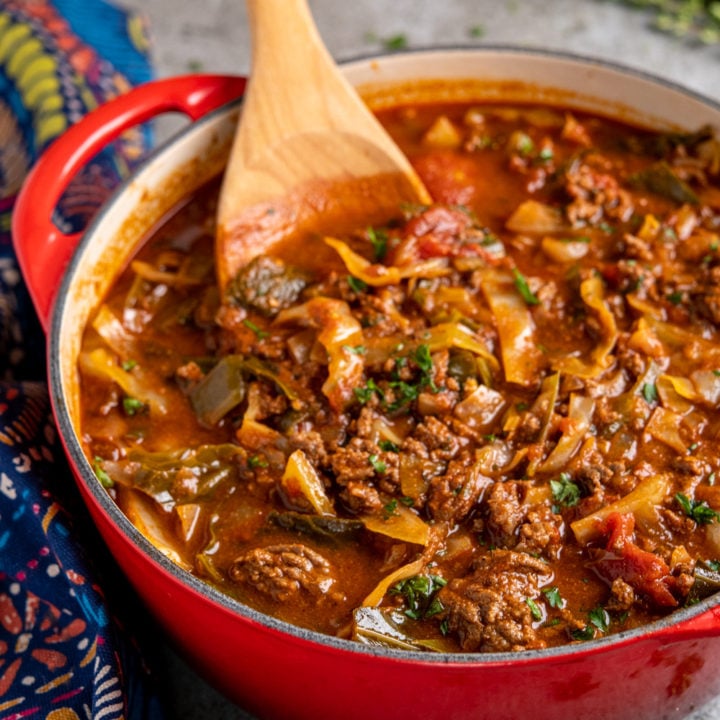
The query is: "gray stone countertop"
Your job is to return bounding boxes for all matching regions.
[114,1,720,718]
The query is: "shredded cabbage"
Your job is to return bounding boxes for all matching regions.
[552,275,618,379]
[571,474,672,545]
[324,235,450,286]
[276,297,365,411]
[280,449,335,516]
[479,268,543,387]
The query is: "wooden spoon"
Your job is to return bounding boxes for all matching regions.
[216,0,431,293]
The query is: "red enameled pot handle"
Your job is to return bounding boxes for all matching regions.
[11,73,246,332]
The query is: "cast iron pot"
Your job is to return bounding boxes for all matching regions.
[12,49,720,720]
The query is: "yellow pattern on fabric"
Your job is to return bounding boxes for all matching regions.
[79,635,97,667]
[41,502,60,533]
[46,709,82,720]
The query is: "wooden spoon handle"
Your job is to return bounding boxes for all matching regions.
[220,0,428,215]
[240,0,392,157]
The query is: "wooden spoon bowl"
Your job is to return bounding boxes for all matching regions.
[215,0,430,292]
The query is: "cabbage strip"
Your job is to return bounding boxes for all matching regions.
[479,268,543,387]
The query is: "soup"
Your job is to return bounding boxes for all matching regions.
[79,100,720,653]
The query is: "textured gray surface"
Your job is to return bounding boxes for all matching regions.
[114,1,720,718]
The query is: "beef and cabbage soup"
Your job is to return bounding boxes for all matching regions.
[80,99,720,653]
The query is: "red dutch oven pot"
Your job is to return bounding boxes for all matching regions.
[11,50,720,720]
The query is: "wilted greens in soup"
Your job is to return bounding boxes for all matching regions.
[80,100,720,653]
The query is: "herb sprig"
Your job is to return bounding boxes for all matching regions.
[618,0,720,44]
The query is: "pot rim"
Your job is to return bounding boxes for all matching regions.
[48,45,720,667]
[342,43,720,109]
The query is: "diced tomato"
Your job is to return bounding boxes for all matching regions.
[412,151,481,206]
[593,512,678,608]
[403,205,473,260]
[389,205,497,266]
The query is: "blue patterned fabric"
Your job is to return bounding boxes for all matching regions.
[0,2,167,718]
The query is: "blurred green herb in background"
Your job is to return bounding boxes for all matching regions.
[364,31,408,51]
[618,0,720,43]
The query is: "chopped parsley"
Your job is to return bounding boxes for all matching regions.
[512,267,540,305]
[248,454,269,469]
[93,457,114,488]
[571,624,596,641]
[347,275,368,293]
[122,396,146,416]
[383,498,398,517]
[379,439,400,452]
[366,31,409,51]
[542,586,564,609]
[642,382,659,404]
[121,359,137,372]
[550,472,581,508]
[413,343,438,392]
[390,574,447,620]
[588,606,610,634]
[383,33,408,51]
[354,378,385,405]
[538,146,554,162]
[369,454,387,474]
[354,344,438,411]
[526,597,543,621]
[571,605,610,641]
[367,226,388,261]
[243,318,269,340]
[675,492,720,524]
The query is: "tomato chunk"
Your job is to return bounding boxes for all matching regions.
[593,512,678,608]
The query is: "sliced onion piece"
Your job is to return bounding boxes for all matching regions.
[280,449,335,516]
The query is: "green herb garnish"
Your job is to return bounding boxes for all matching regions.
[93,457,114,488]
[526,598,543,621]
[550,472,581,508]
[676,492,720,524]
[390,574,447,620]
[369,454,387,474]
[379,439,400,452]
[512,267,540,305]
[347,275,368,293]
[122,397,146,416]
[243,318,269,340]
[367,226,389,261]
[542,586,564,609]
[642,382,659,403]
[248,454,269,469]
[354,378,384,405]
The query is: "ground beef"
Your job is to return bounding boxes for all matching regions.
[287,428,328,468]
[340,480,383,514]
[411,415,467,462]
[426,455,492,524]
[607,577,636,612]
[515,506,564,560]
[229,544,339,603]
[623,232,655,263]
[438,549,551,652]
[484,481,526,546]
[564,159,634,227]
[329,437,381,485]
[695,266,720,325]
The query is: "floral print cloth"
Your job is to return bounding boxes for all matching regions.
[0,1,167,718]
